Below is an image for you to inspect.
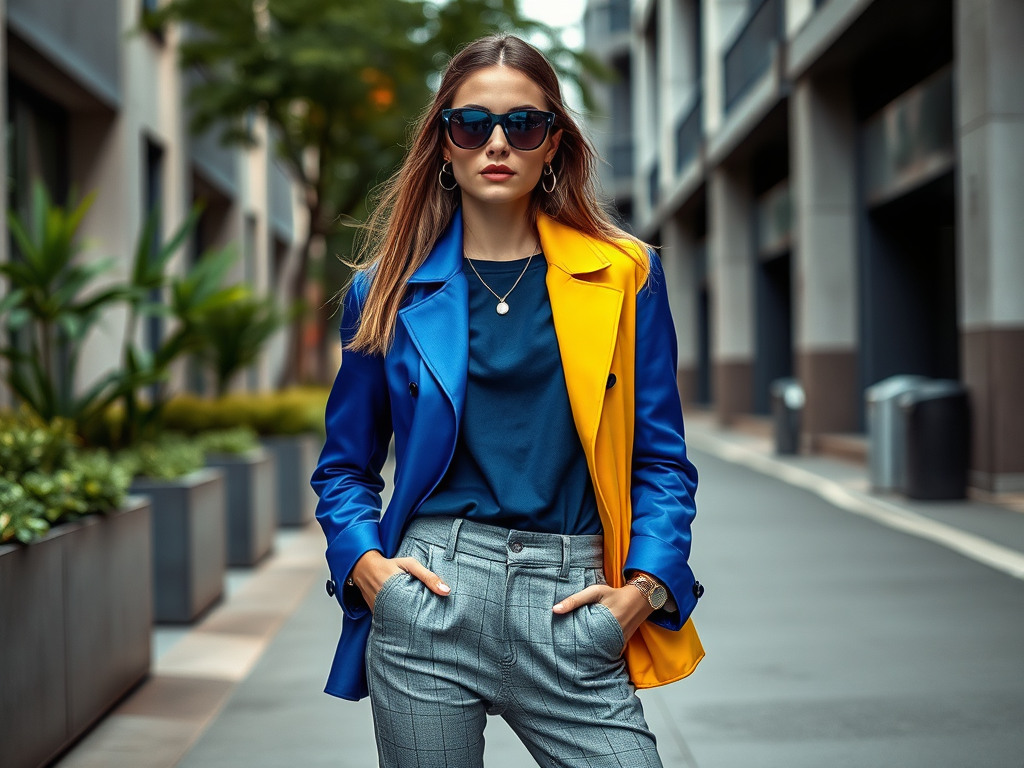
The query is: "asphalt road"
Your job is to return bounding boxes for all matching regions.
[177,449,1024,767]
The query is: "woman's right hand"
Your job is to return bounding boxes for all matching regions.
[350,550,451,612]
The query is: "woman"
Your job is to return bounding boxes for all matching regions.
[312,34,704,767]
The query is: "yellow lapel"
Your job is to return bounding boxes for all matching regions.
[537,215,625,536]
[537,215,624,448]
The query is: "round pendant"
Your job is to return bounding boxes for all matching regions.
[496,301,509,315]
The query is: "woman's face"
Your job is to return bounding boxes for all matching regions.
[443,65,562,207]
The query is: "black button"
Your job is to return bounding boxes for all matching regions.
[509,541,524,553]
[606,373,616,388]
[692,581,704,599]
[326,579,337,597]
[409,381,418,397]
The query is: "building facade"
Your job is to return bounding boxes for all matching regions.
[0,0,306,403]
[584,0,1024,493]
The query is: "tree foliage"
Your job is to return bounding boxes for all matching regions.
[147,0,601,243]
[142,0,607,383]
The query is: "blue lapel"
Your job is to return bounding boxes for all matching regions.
[397,208,468,433]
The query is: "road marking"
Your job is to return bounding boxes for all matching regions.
[688,431,1024,582]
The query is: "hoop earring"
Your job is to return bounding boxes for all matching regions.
[542,163,558,194]
[439,161,458,191]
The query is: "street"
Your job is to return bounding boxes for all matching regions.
[170,446,1024,768]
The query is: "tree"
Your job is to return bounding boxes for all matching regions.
[143,0,605,384]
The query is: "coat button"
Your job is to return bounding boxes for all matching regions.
[409,381,418,397]
[326,578,337,597]
[692,581,704,599]
[509,541,524,553]
[606,373,616,389]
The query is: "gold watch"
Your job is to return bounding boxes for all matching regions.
[627,572,668,610]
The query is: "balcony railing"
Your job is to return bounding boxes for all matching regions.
[675,93,703,174]
[756,179,792,258]
[862,66,954,206]
[723,0,783,112]
[608,139,634,179]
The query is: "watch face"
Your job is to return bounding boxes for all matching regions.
[649,584,668,610]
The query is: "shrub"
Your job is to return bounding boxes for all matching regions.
[0,411,133,544]
[0,408,77,479]
[117,433,206,480]
[195,426,260,456]
[0,479,48,544]
[161,387,328,437]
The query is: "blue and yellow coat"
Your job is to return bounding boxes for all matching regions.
[312,208,704,701]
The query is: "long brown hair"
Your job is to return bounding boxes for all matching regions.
[344,34,649,356]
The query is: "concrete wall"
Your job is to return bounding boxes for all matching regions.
[7,0,120,107]
[702,0,749,136]
[709,163,754,423]
[956,0,1024,492]
[661,213,701,403]
[789,73,860,435]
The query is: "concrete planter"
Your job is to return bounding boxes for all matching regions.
[261,434,321,527]
[131,468,226,623]
[0,498,152,768]
[206,448,276,567]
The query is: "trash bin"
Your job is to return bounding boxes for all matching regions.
[865,375,929,491]
[899,380,970,500]
[770,378,805,455]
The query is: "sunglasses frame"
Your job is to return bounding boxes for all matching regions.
[441,108,557,151]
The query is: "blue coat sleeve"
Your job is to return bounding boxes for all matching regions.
[311,272,393,620]
[623,250,701,631]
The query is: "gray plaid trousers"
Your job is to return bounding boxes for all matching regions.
[365,516,663,768]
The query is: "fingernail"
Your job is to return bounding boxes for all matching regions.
[553,603,563,611]
[438,582,450,593]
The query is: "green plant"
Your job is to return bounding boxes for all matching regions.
[113,206,248,447]
[0,479,48,544]
[67,450,134,512]
[193,291,295,396]
[195,426,261,456]
[0,407,77,479]
[161,387,329,436]
[118,433,206,480]
[0,410,133,544]
[0,183,138,425]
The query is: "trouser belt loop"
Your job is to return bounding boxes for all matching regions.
[559,536,571,580]
[444,518,463,561]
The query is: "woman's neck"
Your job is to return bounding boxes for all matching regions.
[460,195,539,262]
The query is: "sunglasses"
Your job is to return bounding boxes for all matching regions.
[441,108,557,151]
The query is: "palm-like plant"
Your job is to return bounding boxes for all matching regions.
[0,183,131,423]
[194,291,295,396]
[0,183,295,447]
[115,235,247,446]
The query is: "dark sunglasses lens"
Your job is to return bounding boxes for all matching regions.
[449,110,492,148]
[506,111,549,149]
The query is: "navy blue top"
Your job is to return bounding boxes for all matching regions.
[414,253,602,535]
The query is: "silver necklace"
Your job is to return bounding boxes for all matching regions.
[464,248,539,315]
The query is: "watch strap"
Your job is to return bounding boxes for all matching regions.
[627,572,666,609]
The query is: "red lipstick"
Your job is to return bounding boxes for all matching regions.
[481,164,515,181]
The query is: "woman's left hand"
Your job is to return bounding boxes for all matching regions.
[552,584,654,643]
